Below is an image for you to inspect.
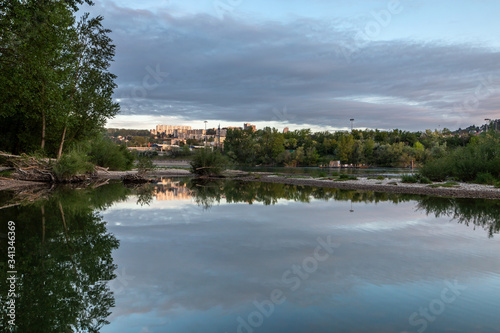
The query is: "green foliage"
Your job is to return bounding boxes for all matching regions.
[170,145,192,158]
[0,0,118,157]
[223,126,476,168]
[401,173,432,184]
[401,174,419,183]
[88,137,134,170]
[136,156,156,176]
[420,134,500,182]
[314,170,328,178]
[190,149,229,177]
[474,172,496,185]
[53,148,94,181]
[337,174,358,181]
[419,158,451,181]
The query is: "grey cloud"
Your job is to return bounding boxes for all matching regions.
[95,2,500,130]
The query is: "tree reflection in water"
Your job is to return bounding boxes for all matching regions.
[188,179,500,237]
[0,183,129,332]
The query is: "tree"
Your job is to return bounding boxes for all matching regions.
[57,13,119,158]
[0,0,118,157]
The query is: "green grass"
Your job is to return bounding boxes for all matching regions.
[401,173,432,184]
[0,170,14,177]
[286,175,311,179]
[335,174,358,181]
[387,181,398,185]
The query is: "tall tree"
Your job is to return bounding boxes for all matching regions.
[0,0,118,157]
[57,13,119,158]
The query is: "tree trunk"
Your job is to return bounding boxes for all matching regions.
[41,109,46,150]
[57,125,67,159]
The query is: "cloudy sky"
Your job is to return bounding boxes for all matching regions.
[83,0,500,132]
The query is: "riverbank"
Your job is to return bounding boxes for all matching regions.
[2,169,500,199]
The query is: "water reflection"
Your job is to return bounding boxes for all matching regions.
[101,179,500,333]
[2,179,500,333]
[185,179,500,237]
[0,184,130,332]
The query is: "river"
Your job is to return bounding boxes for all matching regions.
[1,179,499,332]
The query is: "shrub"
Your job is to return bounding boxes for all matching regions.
[337,174,357,181]
[53,149,94,181]
[190,149,229,177]
[136,156,156,176]
[376,175,385,180]
[89,137,134,171]
[401,174,419,183]
[474,172,496,185]
[315,170,328,178]
[418,176,432,184]
[419,158,450,182]
[402,173,432,184]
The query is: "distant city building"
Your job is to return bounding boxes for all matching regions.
[152,125,192,136]
[244,123,256,132]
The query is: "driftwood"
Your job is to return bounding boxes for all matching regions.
[0,151,94,183]
[121,174,150,184]
[1,152,55,182]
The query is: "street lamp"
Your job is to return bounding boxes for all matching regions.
[204,120,208,148]
[485,118,491,132]
[350,118,354,132]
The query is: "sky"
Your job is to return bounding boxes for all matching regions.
[83,0,500,132]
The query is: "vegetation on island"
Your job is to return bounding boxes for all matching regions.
[190,148,230,177]
[222,127,470,168]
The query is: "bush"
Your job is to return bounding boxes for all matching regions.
[315,170,328,178]
[337,174,357,181]
[376,175,385,180]
[401,174,419,183]
[474,172,496,185]
[402,173,432,184]
[420,134,500,182]
[88,137,134,171]
[418,176,432,184]
[419,158,450,182]
[190,149,229,177]
[53,149,94,181]
[136,156,156,176]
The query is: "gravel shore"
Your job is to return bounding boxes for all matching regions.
[232,173,500,199]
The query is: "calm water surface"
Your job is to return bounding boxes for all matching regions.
[1,180,499,332]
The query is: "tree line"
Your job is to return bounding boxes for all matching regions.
[223,127,472,167]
